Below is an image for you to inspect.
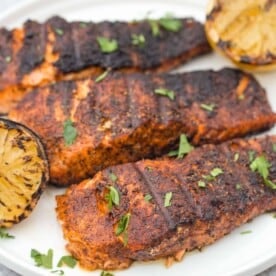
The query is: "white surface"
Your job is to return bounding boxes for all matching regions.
[0,0,276,275]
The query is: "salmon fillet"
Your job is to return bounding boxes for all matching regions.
[56,135,276,270]
[0,16,211,114]
[9,68,276,186]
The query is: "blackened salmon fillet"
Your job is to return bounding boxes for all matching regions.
[9,68,276,186]
[0,16,211,114]
[56,135,276,270]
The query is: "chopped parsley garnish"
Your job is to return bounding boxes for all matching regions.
[63,119,77,146]
[97,37,118,53]
[115,213,131,236]
[57,255,77,268]
[235,183,242,190]
[164,192,172,207]
[131,34,146,47]
[234,153,239,162]
[240,230,252,235]
[95,69,109,83]
[0,228,14,239]
[5,56,11,63]
[55,28,64,36]
[154,88,175,100]
[159,14,182,32]
[148,20,160,36]
[250,155,276,189]
[200,103,216,112]
[51,270,64,275]
[198,180,206,188]
[31,249,53,269]
[101,271,114,276]
[144,194,153,202]
[79,22,87,28]
[250,156,270,179]
[105,186,120,209]
[168,134,194,158]
[273,144,276,152]
[248,150,255,162]
[203,167,223,181]
[109,172,118,182]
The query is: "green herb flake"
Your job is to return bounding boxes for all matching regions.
[250,156,271,179]
[55,28,64,36]
[115,213,131,236]
[31,249,53,269]
[95,70,109,83]
[264,178,276,190]
[167,150,178,157]
[97,37,118,53]
[0,228,14,239]
[198,180,206,188]
[273,144,276,152]
[240,230,252,235]
[57,255,77,268]
[164,192,173,207]
[131,34,146,47]
[105,186,120,209]
[100,271,114,276]
[148,20,160,36]
[200,103,216,112]
[234,153,239,162]
[248,150,255,162]
[51,270,64,275]
[210,168,223,177]
[109,172,118,182]
[154,88,175,100]
[144,194,153,202]
[159,14,182,32]
[63,119,77,146]
[79,22,87,28]
[235,183,242,190]
[177,134,194,158]
[5,56,11,63]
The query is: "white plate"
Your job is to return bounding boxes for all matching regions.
[0,0,276,275]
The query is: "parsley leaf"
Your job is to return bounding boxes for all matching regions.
[144,194,152,202]
[55,28,64,36]
[95,69,110,83]
[57,255,77,268]
[109,172,118,182]
[105,186,120,209]
[97,37,118,53]
[101,271,114,276]
[250,156,271,179]
[63,119,77,146]
[177,134,194,158]
[154,88,175,100]
[240,230,252,235]
[200,103,216,112]
[159,14,182,32]
[51,270,64,275]
[248,150,255,162]
[31,249,53,269]
[115,213,131,236]
[131,34,146,47]
[0,228,14,239]
[203,168,223,181]
[164,192,172,207]
[148,20,160,36]
[198,180,206,188]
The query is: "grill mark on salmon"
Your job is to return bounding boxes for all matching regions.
[9,68,276,186]
[0,16,211,114]
[56,136,276,270]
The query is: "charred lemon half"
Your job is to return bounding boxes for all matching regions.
[205,0,276,71]
[0,118,49,228]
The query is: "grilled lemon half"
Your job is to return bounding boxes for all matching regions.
[0,118,49,228]
[205,0,276,71]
